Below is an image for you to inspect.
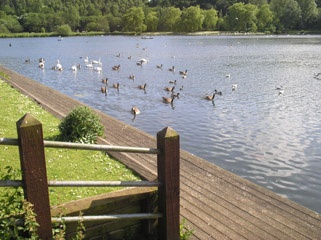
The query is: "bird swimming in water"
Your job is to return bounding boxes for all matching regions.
[131,106,141,115]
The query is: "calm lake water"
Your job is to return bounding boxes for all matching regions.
[1,35,321,213]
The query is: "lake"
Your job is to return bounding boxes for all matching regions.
[0,34,320,213]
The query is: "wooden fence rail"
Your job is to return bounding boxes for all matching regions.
[0,113,180,240]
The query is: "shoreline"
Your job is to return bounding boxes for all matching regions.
[1,30,320,39]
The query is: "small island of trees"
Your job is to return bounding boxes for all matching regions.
[0,0,321,36]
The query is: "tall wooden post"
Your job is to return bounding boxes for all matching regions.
[157,127,180,240]
[16,114,52,239]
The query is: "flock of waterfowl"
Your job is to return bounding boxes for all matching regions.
[25,45,295,123]
[25,50,243,121]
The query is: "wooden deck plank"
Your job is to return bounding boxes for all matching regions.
[1,66,320,240]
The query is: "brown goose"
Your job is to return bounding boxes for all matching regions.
[131,106,141,115]
[138,83,147,90]
[164,86,175,92]
[162,96,175,103]
[205,92,216,101]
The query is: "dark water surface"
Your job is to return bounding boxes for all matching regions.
[1,35,321,213]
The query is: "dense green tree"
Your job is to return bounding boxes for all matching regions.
[145,10,159,32]
[20,13,44,32]
[179,6,204,32]
[64,6,80,31]
[122,7,146,33]
[0,0,320,34]
[157,6,181,31]
[256,3,275,32]
[297,0,318,28]
[202,8,219,30]
[270,0,302,31]
[0,13,23,33]
[249,0,268,6]
[225,3,258,32]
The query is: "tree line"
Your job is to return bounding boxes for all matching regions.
[0,0,320,35]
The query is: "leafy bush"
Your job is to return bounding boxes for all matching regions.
[58,106,104,144]
[0,167,38,239]
[55,24,72,36]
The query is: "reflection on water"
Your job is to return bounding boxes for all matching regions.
[1,35,321,213]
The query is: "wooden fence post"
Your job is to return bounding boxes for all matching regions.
[16,113,52,239]
[157,127,180,240]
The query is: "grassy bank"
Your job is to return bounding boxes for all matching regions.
[0,75,140,206]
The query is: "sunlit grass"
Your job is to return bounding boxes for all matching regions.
[0,78,140,206]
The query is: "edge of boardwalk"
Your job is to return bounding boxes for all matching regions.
[1,65,320,239]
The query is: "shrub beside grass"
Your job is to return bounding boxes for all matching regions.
[0,78,140,206]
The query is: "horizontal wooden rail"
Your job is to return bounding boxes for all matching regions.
[0,180,161,187]
[51,213,163,223]
[0,138,160,154]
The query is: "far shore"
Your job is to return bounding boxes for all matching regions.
[1,30,320,38]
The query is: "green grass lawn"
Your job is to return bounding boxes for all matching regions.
[0,76,140,206]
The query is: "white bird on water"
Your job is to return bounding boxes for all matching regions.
[56,60,63,71]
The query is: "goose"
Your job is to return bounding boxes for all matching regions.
[129,75,135,80]
[101,86,107,95]
[179,85,184,91]
[225,73,231,78]
[278,89,284,95]
[275,85,283,91]
[169,66,175,72]
[25,58,30,64]
[313,73,321,79]
[112,64,120,71]
[102,78,108,85]
[138,83,147,90]
[164,86,175,92]
[205,92,216,101]
[157,64,163,69]
[169,80,177,84]
[171,92,180,98]
[179,69,188,76]
[131,106,141,115]
[162,96,175,103]
[113,82,120,89]
[232,84,237,91]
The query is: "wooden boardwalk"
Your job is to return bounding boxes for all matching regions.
[1,66,321,239]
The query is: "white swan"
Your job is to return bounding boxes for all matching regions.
[71,64,77,72]
[94,65,102,72]
[86,61,93,68]
[84,56,89,63]
[56,60,63,71]
[92,58,101,65]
